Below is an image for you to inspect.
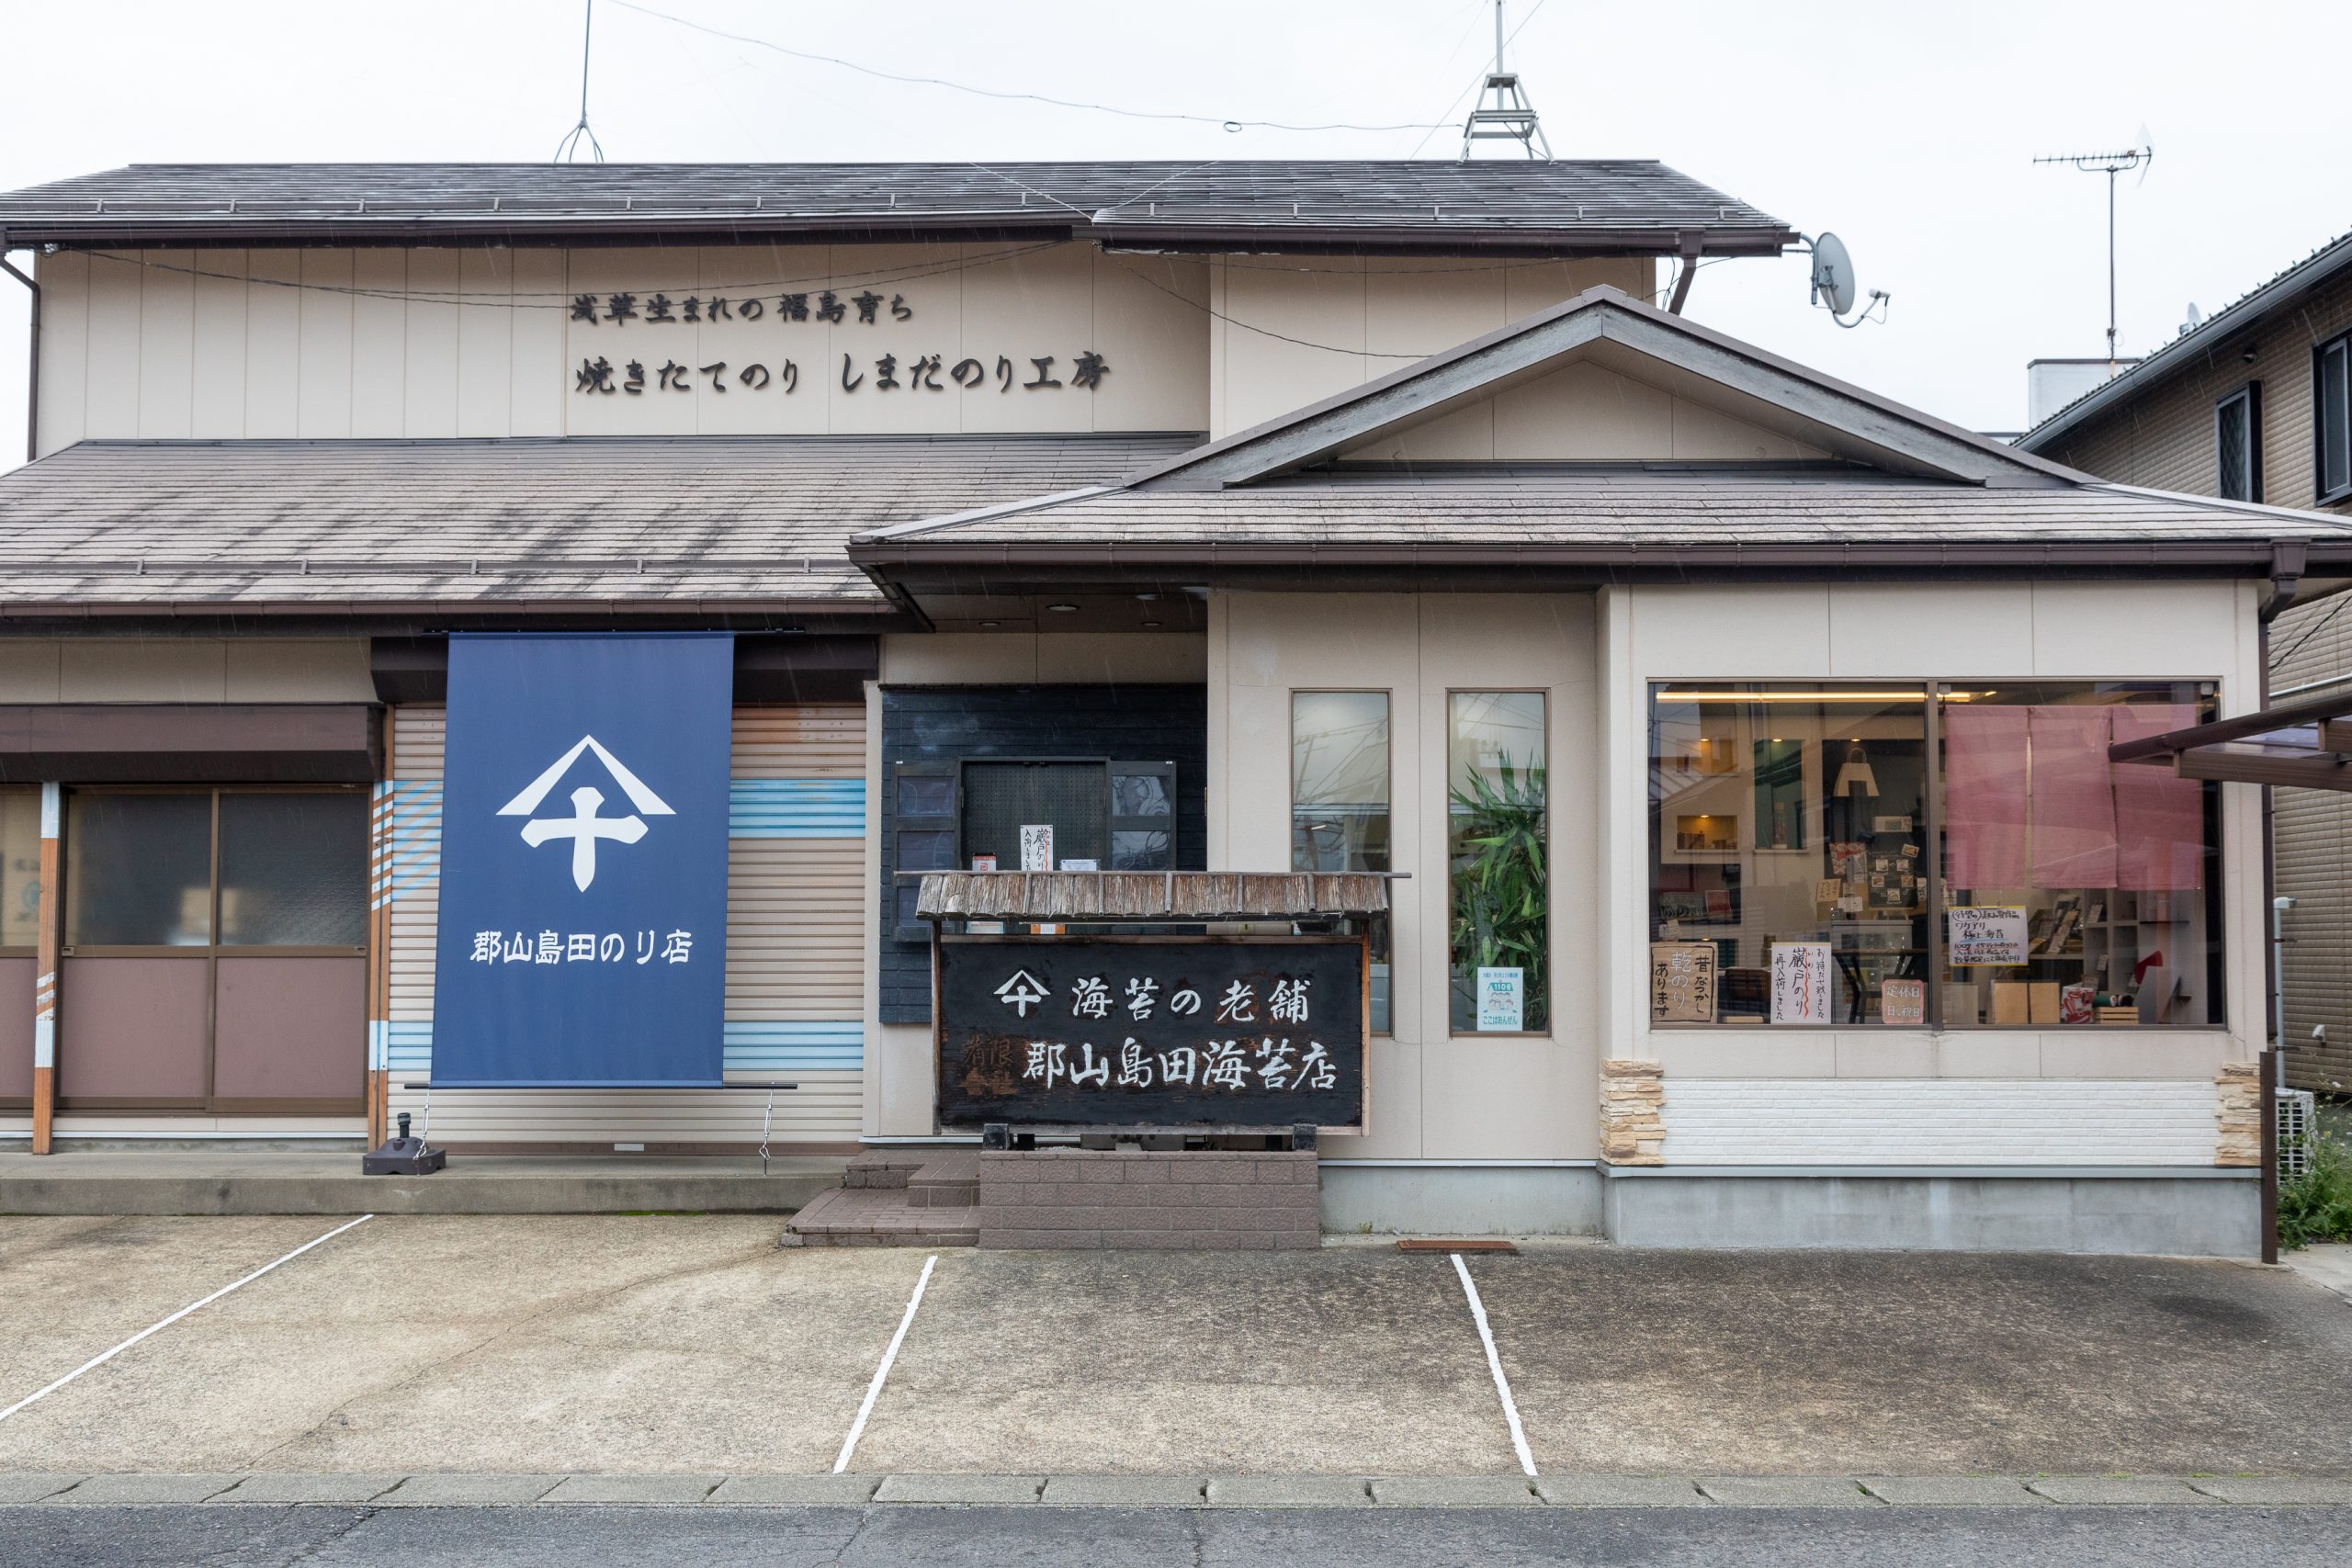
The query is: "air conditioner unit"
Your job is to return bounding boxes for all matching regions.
[2278,1089,2316,1179]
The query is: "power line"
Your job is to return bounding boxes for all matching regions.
[605,0,1456,135]
[2271,595,2350,671]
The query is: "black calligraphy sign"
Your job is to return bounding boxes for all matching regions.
[934,936,1365,1131]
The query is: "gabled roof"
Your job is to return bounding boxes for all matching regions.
[0,433,1190,620]
[852,287,2352,580]
[0,161,1797,256]
[2019,228,2352,453]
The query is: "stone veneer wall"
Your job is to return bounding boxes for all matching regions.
[2215,1061,2260,1167]
[1600,1058,1666,1165]
[978,1149,1319,1249]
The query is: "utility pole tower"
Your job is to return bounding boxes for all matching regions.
[1460,1,1551,161]
[2033,142,2154,374]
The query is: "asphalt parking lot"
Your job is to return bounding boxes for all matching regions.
[1,1214,2349,1479]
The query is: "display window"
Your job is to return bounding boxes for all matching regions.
[1291,691,1392,1032]
[1449,692,1548,1035]
[1645,682,2222,1029]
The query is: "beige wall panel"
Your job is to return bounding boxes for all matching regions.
[692,243,824,436]
[1422,1038,1590,1158]
[455,247,514,436]
[1033,633,1207,682]
[871,1021,933,1135]
[188,249,251,441]
[1366,258,1509,364]
[1652,1034,1839,1077]
[564,245,700,436]
[827,243,963,437]
[2034,1032,2240,1078]
[1827,584,2036,676]
[1629,585,1833,674]
[346,249,407,437]
[1504,260,1579,321]
[134,249,195,439]
[1352,399,1493,462]
[295,250,354,438]
[881,633,1042,684]
[1670,393,1826,460]
[2029,581,2238,676]
[401,248,460,437]
[1090,253,1210,434]
[1217,255,1367,436]
[1205,262,1229,441]
[1568,256,1656,300]
[1493,361,1672,459]
[60,639,228,703]
[82,252,143,439]
[507,247,568,436]
[1324,1037,1423,1159]
[0,642,62,702]
[223,638,374,702]
[953,243,1091,435]
[34,249,88,456]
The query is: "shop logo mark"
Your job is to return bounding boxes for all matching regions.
[498,735,674,891]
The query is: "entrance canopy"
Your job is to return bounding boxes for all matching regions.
[2109,688,2352,790]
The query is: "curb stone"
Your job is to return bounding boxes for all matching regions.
[706,1474,880,1506]
[540,1474,723,1505]
[1535,1476,1711,1507]
[1860,1477,2046,1507]
[42,1474,243,1505]
[374,1474,567,1506]
[2027,1478,2205,1506]
[0,1475,84,1505]
[1699,1477,1881,1508]
[213,1474,406,1506]
[1204,1476,1373,1507]
[872,1474,1044,1506]
[1369,1476,1541,1506]
[2188,1478,2352,1506]
[1041,1475,1209,1506]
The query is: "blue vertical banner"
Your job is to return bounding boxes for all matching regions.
[433,633,733,1087]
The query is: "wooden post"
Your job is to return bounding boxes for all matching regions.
[31,783,60,1156]
[365,722,397,1148]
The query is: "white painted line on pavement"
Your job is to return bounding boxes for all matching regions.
[0,1214,376,1425]
[1453,1251,1537,1478]
[833,1251,937,1474]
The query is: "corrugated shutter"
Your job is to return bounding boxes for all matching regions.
[383,701,868,1147]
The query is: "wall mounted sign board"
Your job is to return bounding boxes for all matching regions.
[935,935,1365,1131]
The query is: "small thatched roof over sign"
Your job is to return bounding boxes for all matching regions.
[914,871,1392,922]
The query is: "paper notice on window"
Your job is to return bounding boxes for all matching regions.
[1770,942,1834,1025]
[1881,976,1926,1025]
[1018,824,1054,873]
[1649,942,1717,1023]
[1947,905,2029,966]
[1476,967,1525,1032]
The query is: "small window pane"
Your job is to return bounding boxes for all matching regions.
[2324,341,2351,496]
[66,793,213,947]
[898,774,954,816]
[1111,773,1172,817]
[961,761,1107,869]
[1292,692,1390,873]
[0,791,40,949]
[2217,394,2253,502]
[1112,829,1170,870]
[220,793,366,946]
[1450,693,1547,1033]
[897,828,956,871]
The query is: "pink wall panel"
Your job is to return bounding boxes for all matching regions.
[57,956,209,1100]
[212,956,365,1102]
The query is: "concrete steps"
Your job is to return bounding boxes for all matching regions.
[784,1150,979,1247]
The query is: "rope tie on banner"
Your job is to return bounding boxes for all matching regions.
[416,1086,433,1150]
[760,1087,775,1177]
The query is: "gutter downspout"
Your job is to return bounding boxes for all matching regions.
[1665,231,1703,315]
[0,250,36,465]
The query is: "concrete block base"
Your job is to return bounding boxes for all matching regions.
[980,1150,1318,1250]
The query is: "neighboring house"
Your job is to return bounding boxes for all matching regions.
[2019,231,2352,1095]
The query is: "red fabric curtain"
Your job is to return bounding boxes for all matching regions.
[2110,704,2205,891]
[1942,705,2028,888]
[2029,705,2119,888]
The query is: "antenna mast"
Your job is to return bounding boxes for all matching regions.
[1460,1,1551,162]
[554,0,605,164]
[2033,141,2153,373]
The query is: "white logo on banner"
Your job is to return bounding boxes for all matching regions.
[498,735,675,891]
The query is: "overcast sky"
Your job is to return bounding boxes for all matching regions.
[2,0,2347,471]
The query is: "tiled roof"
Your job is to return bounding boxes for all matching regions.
[0,161,1796,253]
[0,434,1191,612]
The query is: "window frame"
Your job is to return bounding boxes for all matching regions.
[1444,687,1553,1041]
[1643,679,2226,1033]
[2317,331,2352,507]
[2214,381,2261,503]
[1288,688,1393,875]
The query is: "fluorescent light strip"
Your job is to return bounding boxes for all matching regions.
[1654,691,1928,704]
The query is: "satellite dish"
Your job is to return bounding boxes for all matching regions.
[1810,232,1856,317]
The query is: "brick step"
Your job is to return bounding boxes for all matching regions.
[906,1152,981,1209]
[843,1151,930,1190]
[784,1185,977,1248]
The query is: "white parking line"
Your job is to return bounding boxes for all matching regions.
[0,1214,376,1424]
[833,1251,937,1474]
[1453,1251,1537,1478]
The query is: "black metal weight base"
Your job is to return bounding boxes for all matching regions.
[363,1111,446,1176]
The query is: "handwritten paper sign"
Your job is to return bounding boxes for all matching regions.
[1018,824,1054,873]
[1476,967,1525,1032]
[1770,942,1834,1024]
[1649,942,1718,1022]
[1881,977,1925,1025]
[1947,906,2028,966]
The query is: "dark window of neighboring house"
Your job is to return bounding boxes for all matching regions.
[2319,332,2352,504]
[2216,384,2260,502]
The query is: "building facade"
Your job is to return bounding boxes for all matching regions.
[1,161,2338,1253]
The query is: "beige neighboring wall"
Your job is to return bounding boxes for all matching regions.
[1208,255,1657,439]
[0,638,374,703]
[1601,579,2267,1083]
[1213,591,1600,1161]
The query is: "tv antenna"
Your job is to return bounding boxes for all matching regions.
[553,0,605,164]
[2033,136,2154,370]
[1803,231,1890,329]
[1460,1,1551,161]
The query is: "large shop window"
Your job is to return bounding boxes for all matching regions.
[1645,683,2221,1029]
[1449,693,1548,1035]
[1292,691,1392,1032]
[59,788,368,1110]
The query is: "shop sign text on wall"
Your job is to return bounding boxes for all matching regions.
[935,937,1365,1131]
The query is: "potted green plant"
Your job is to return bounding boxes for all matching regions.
[1450,754,1548,1032]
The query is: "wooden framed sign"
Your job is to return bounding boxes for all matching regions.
[934,935,1366,1131]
